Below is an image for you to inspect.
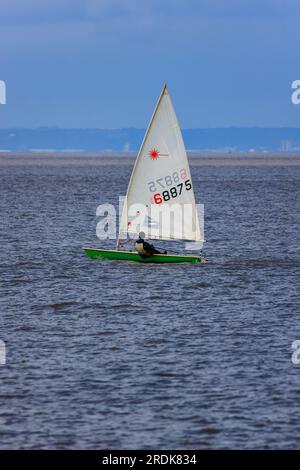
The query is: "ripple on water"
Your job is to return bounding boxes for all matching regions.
[1,163,300,449]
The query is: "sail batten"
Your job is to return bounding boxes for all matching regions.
[117,85,202,246]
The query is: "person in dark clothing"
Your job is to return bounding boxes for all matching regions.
[134,232,166,258]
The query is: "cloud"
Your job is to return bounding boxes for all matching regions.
[1,0,300,26]
[1,0,298,59]
[0,0,85,24]
[1,0,299,127]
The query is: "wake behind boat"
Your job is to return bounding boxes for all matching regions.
[83,84,206,264]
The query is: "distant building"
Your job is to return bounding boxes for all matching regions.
[281,140,300,151]
[281,140,291,151]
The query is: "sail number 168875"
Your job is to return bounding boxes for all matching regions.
[148,168,192,204]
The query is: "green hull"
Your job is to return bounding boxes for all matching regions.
[83,247,206,264]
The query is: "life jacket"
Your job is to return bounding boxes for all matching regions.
[134,241,146,255]
[135,239,152,258]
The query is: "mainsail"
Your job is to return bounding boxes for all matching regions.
[117,84,202,246]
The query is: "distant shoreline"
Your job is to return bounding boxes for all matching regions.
[1,127,300,154]
[1,152,300,166]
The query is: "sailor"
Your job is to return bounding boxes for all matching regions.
[134,231,165,258]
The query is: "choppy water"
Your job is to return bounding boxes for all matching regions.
[0,155,300,449]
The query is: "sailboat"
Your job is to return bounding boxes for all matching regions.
[83,84,206,263]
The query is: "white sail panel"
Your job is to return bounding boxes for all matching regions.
[118,85,202,243]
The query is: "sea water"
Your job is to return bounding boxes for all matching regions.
[0,154,299,449]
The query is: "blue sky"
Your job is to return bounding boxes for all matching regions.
[0,0,300,128]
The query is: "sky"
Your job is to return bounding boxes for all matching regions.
[0,0,300,128]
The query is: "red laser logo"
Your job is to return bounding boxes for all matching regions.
[148,148,169,160]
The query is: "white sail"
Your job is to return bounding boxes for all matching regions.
[117,84,202,245]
